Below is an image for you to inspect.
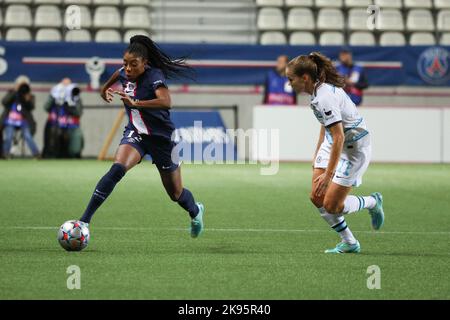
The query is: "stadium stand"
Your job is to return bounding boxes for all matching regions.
[0,0,449,45]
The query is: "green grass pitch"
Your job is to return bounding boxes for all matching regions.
[0,160,449,299]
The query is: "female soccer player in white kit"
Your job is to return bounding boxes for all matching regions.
[286,52,385,253]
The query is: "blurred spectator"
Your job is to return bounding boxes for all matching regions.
[43,78,84,158]
[263,55,297,106]
[1,75,39,159]
[336,48,369,106]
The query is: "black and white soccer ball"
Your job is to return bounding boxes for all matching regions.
[57,220,90,251]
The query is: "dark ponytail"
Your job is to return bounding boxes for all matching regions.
[126,35,194,80]
[288,51,345,88]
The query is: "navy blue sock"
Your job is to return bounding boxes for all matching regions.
[80,163,126,223]
[177,188,199,219]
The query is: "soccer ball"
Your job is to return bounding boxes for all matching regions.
[57,220,90,251]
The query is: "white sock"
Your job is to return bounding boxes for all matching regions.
[342,195,376,214]
[318,207,357,244]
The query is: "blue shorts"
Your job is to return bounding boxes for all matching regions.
[119,128,180,172]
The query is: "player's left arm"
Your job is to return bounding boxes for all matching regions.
[313,122,344,197]
[115,87,172,109]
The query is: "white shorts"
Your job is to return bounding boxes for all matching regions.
[314,136,371,187]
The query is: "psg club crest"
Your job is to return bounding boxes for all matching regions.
[417,47,450,85]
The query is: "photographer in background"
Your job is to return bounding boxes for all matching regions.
[336,48,369,106]
[1,75,40,159]
[43,78,84,158]
[263,55,297,106]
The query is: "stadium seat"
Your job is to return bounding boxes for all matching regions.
[285,0,313,7]
[315,0,343,8]
[122,0,151,6]
[349,31,376,45]
[5,28,32,41]
[404,0,432,8]
[64,0,91,4]
[379,31,406,45]
[95,29,122,42]
[287,8,315,31]
[36,28,62,41]
[123,6,151,29]
[348,8,370,31]
[319,31,345,45]
[260,31,287,45]
[257,8,285,30]
[289,31,316,45]
[4,5,33,27]
[317,8,345,30]
[256,0,283,6]
[406,9,434,31]
[4,0,32,4]
[65,29,92,42]
[153,31,257,44]
[93,0,121,6]
[93,6,121,28]
[344,0,372,8]
[34,0,63,4]
[440,32,450,44]
[123,30,151,42]
[409,32,436,45]
[374,0,402,8]
[64,5,92,29]
[377,9,404,31]
[437,10,450,31]
[435,0,450,9]
[34,5,63,28]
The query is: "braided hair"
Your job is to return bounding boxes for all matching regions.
[126,35,194,80]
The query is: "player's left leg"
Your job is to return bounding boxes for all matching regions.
[158,166,204,238]
[322,183,361,253]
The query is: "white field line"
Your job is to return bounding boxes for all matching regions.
[5,226,450,235]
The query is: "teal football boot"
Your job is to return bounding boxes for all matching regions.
[325,241,361,254]
[190,202,205,238]
[368,192,384,230]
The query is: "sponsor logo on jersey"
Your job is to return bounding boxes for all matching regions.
[124,82,136,97]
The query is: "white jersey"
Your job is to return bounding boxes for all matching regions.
[310,83,369,146]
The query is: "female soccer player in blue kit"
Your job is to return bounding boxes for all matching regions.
[286,52,384,253]
[79,35,204,238]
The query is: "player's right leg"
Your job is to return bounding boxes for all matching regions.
[310,168,360,253]
[79,144,142,224]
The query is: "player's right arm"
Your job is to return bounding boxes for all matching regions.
[312,125,325,168]
[100,69,120,103]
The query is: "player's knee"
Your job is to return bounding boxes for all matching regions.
[310,193,323,208]
[323,200,341,214]
[168,189,183,202]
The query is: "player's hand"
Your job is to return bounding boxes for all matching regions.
[313,173,332,197]
[114,91,135,107]
[101,88,114,103]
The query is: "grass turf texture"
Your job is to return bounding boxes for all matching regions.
[0,160,449,299]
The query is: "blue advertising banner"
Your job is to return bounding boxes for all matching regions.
[147,110,237,162]
[0,42,449,86]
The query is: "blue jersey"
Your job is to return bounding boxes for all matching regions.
[336,64,368,106]
[4,102,26,127]
[263,70,297,105]
[118,66,175,138]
